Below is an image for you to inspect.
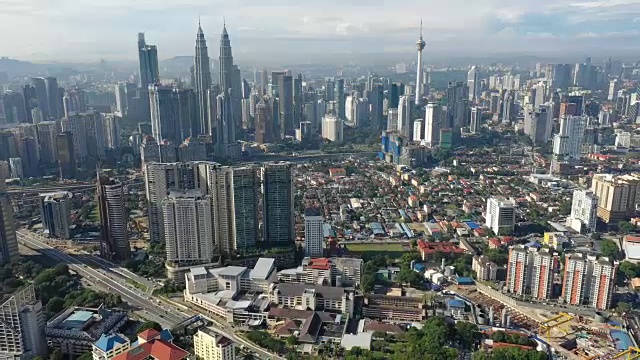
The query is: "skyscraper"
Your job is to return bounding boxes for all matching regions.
[446,81,469,134]
[56,132,76,180]
[278,75,294,136]
[62,88,87,117]
[567,189,598,233]
[230,167,260,251]
[36,121,58,164]
[397,95,413,138]
[262,162,294,245]
[424,103,442,147]
[552,115,586,167]
[215,91,238,157]
[149,85,197,144]
[561,253,616,310]
[369,84,384,129]
[0,170,18,265]
[97,174,130,261]
[194,22,212,135]
[219,24,235,96]
[293,75,304,127]
[485,196,516,235]
[162,189,214,265]
[467,66,478,102]
[255,98,273,144]
[334,79,345,120]
[470,106,482,134]
[415,20,426,106]
[0,286,47,360]
[524,105,552,144]
[44,77,60,120]
[138,33,160,89]
[40,192,71,239]
[31,78,49,120]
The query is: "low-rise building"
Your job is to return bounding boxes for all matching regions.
[362,294,425,323]
[46,306,127,358]
[92,333,130,360]
[272,283,354,317]
[112,329,188,360]
[417,241,466,261]
[277,257,363,287]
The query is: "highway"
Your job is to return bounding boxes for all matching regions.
[17,230,282,360]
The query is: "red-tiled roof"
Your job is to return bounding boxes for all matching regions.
[112,340,189,360]
[417,241,466,255]
[308,258,331,270]
[138,329,160,341]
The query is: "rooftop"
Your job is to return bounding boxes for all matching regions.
[249,258,276,280]
[276,283,346,300]
[94,333,129,353]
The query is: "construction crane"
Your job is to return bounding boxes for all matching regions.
[612,347,640,359]
[539,312,574,338]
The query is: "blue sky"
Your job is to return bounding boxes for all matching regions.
[1,0,639,61]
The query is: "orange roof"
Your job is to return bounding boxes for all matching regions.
[308,258,331,270]
[112,340,188,360]
[138,329,160,341]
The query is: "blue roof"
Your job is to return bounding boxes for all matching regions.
[611,330,634,351]
[447,299,465,308]
[60,310,94,330]
[464,221,480,230]
[94,333,128,352]
[159,329,173,342]
[456,277,475,285]
[526,241,541,248]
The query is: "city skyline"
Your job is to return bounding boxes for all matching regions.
[1,0,639,62]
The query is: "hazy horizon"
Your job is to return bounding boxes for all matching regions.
[1,0,639,63]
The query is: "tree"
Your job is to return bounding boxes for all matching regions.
[600,239,620,260]
[617,302,632,314]
[455,321,481,350]
[410,239,418,248]
[591,232,602,241]
[77,353,93,360]
[286,335,298,348]
[138,321,163,333]
[619,261,640,280]
[618,221,635,234]
[360,273,375,292]
[49,349,64,360]
[46,297,65,315]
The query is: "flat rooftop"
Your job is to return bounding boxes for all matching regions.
[59,310,94,331]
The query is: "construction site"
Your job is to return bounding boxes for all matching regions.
[455,286,637,359]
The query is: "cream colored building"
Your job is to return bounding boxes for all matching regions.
[194,327,235,360]
[591,174,640,223]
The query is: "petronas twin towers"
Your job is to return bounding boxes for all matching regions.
[193,21,239,157]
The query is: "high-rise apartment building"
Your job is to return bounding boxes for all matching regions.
[561,253,616,310]
[506,246,532,296]
[322,114,343,142]
[149,85,197,144]
[193,327,236,360]
[531,249,557,301]
[97,174,130,261]
[36,121,59,164]
[31,78,49,120]
[591,173,640,224]
[567,189,598,233]
[552,115,586,167]
[62,88,87,117]
[40,192,71,239]
[524,104,552,144]
[162,189,214,265]
[0,171,18,265]
[485,196,516,235]
[230,167,260,251]
[397,95,413,138]
[262,162,294,245]
[304,208,324,258]
[506,246,558,300]
[0,286,47,360]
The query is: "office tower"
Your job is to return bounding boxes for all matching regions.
[567,189,598,233]
[149,85,197,144]
[324,78,335,101]
[162,189,214,264]
[501,90,514,124]
[140,135,160,166]
[0,161,8,180]
[322,114,343,142]
[552,115,586,166]
[0,170,18,265]
[566,95,584,116]
[215,91,238,157]
[255,98,272,144]
[193,328,236,360]
[559,102,577,118]
[97,174,130,261]
[103,114,120,149]
[293,74,304,127]
[37,121,59,164]
[40,192,71,239]
[531,83,546,107]
[44,77,60,120]
[415,20,426,105]
[259,69,269,95]
[389,83,400,109]
[591,174,640,224]
[386,109,398,132]
[115,83,127,115]
[262,162,294,245]
[506,246,532,296]
[194,22,213,135]
[230,167,260,251]
[56,132,76,179]
[552,64,572,89]
[467,66,478,102]
[9,158,23,179]
[62,88,87,117]
[470,106,481,134]
[531,249,556,300]
[31,78,49,119]
[138,33,160,88]
[18,137,39,177]
[61,113,87,164]
[241,98,252,129]
[489,92,500,114]
[145,162,196,243]
[353,98,369,127]
[0,92,27,123]
[446,81,469,133]
[369,84,384,129]
[334,79,345,120]
[485,196,516,235]
[0,132,17,161]
[524,105,552,144]
[0,286,47,360]
[397,95,413,138]
[278,75,294,136]
[424,103,442,147]
[304,208,324,258]
[413,119,423,141]
[22,84,36,123]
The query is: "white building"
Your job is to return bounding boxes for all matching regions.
[524,104,552,144]
[531,249,556,301]
[40,192,71,239]
[9,157,23,179]
[413,119,424,141]
[561,253,617,310]
[424,103,442,147]
[92,333,130,360]
[0,286,47,360]
[96,175,130,261]
[616,131,632,148]
[566,189,598,233]
[506,246,532,296]
[387,109,398,132]
[193,327,236,360]
[304,208,324,258]
[485,196,516,235]
[162,189,214,265]
[321,114,343,142]
[397,95,413,138]
[470,107,482,134]
[552,115,586,165]
[278,257,363,287]
[472,255,497,281]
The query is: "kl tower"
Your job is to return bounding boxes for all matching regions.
[415,19,426,106]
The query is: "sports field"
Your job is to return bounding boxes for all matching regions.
[345,242,409,259]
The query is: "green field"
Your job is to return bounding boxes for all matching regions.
[344,242,408,259]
